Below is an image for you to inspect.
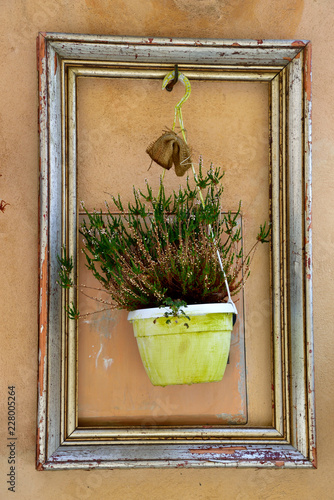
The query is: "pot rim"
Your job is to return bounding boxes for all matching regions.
[128,302,237,321]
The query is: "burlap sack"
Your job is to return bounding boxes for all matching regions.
[146,130,192,177]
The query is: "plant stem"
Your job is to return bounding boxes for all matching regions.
[175,108,234,309]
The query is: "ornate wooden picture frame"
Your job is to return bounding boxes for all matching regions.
[37,33,315,469]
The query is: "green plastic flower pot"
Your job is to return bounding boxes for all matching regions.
[128,303,235,386]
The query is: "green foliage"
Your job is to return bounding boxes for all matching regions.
[257,221,271,243]
[159,298,190,324]
[57,249,74,288]
[58,161,271,315]
[65,302,80,321]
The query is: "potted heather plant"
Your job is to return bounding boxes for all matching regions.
[58,160,270,386]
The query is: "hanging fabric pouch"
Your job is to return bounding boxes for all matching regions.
[146,130,192,177]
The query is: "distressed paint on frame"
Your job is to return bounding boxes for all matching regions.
[37,34,315,470]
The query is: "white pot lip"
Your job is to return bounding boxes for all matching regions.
[128,302,237,321]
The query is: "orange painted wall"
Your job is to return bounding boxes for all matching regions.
[1,0,334,498]
[77,77,271,427]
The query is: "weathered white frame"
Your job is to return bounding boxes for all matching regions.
[37,33,315,469]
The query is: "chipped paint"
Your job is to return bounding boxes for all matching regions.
[189,447,247,455]
[291,40,306,47]
[95,343,103,368]
[103,358,113,369]
[37,31,48,469]
[36,462,44,471]
[38,245,48,398]
[312,447,317,468]
[304,43,312,102]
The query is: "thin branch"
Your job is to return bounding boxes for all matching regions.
[78,306,113,319]
[79,288,114,306]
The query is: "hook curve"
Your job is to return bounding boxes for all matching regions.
[162,69,191,134]
[162,70,191,108]
[165,65,178,91]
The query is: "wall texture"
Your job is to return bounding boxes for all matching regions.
[1,0,333,498]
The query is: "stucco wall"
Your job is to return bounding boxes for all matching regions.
[1,0,333,498]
